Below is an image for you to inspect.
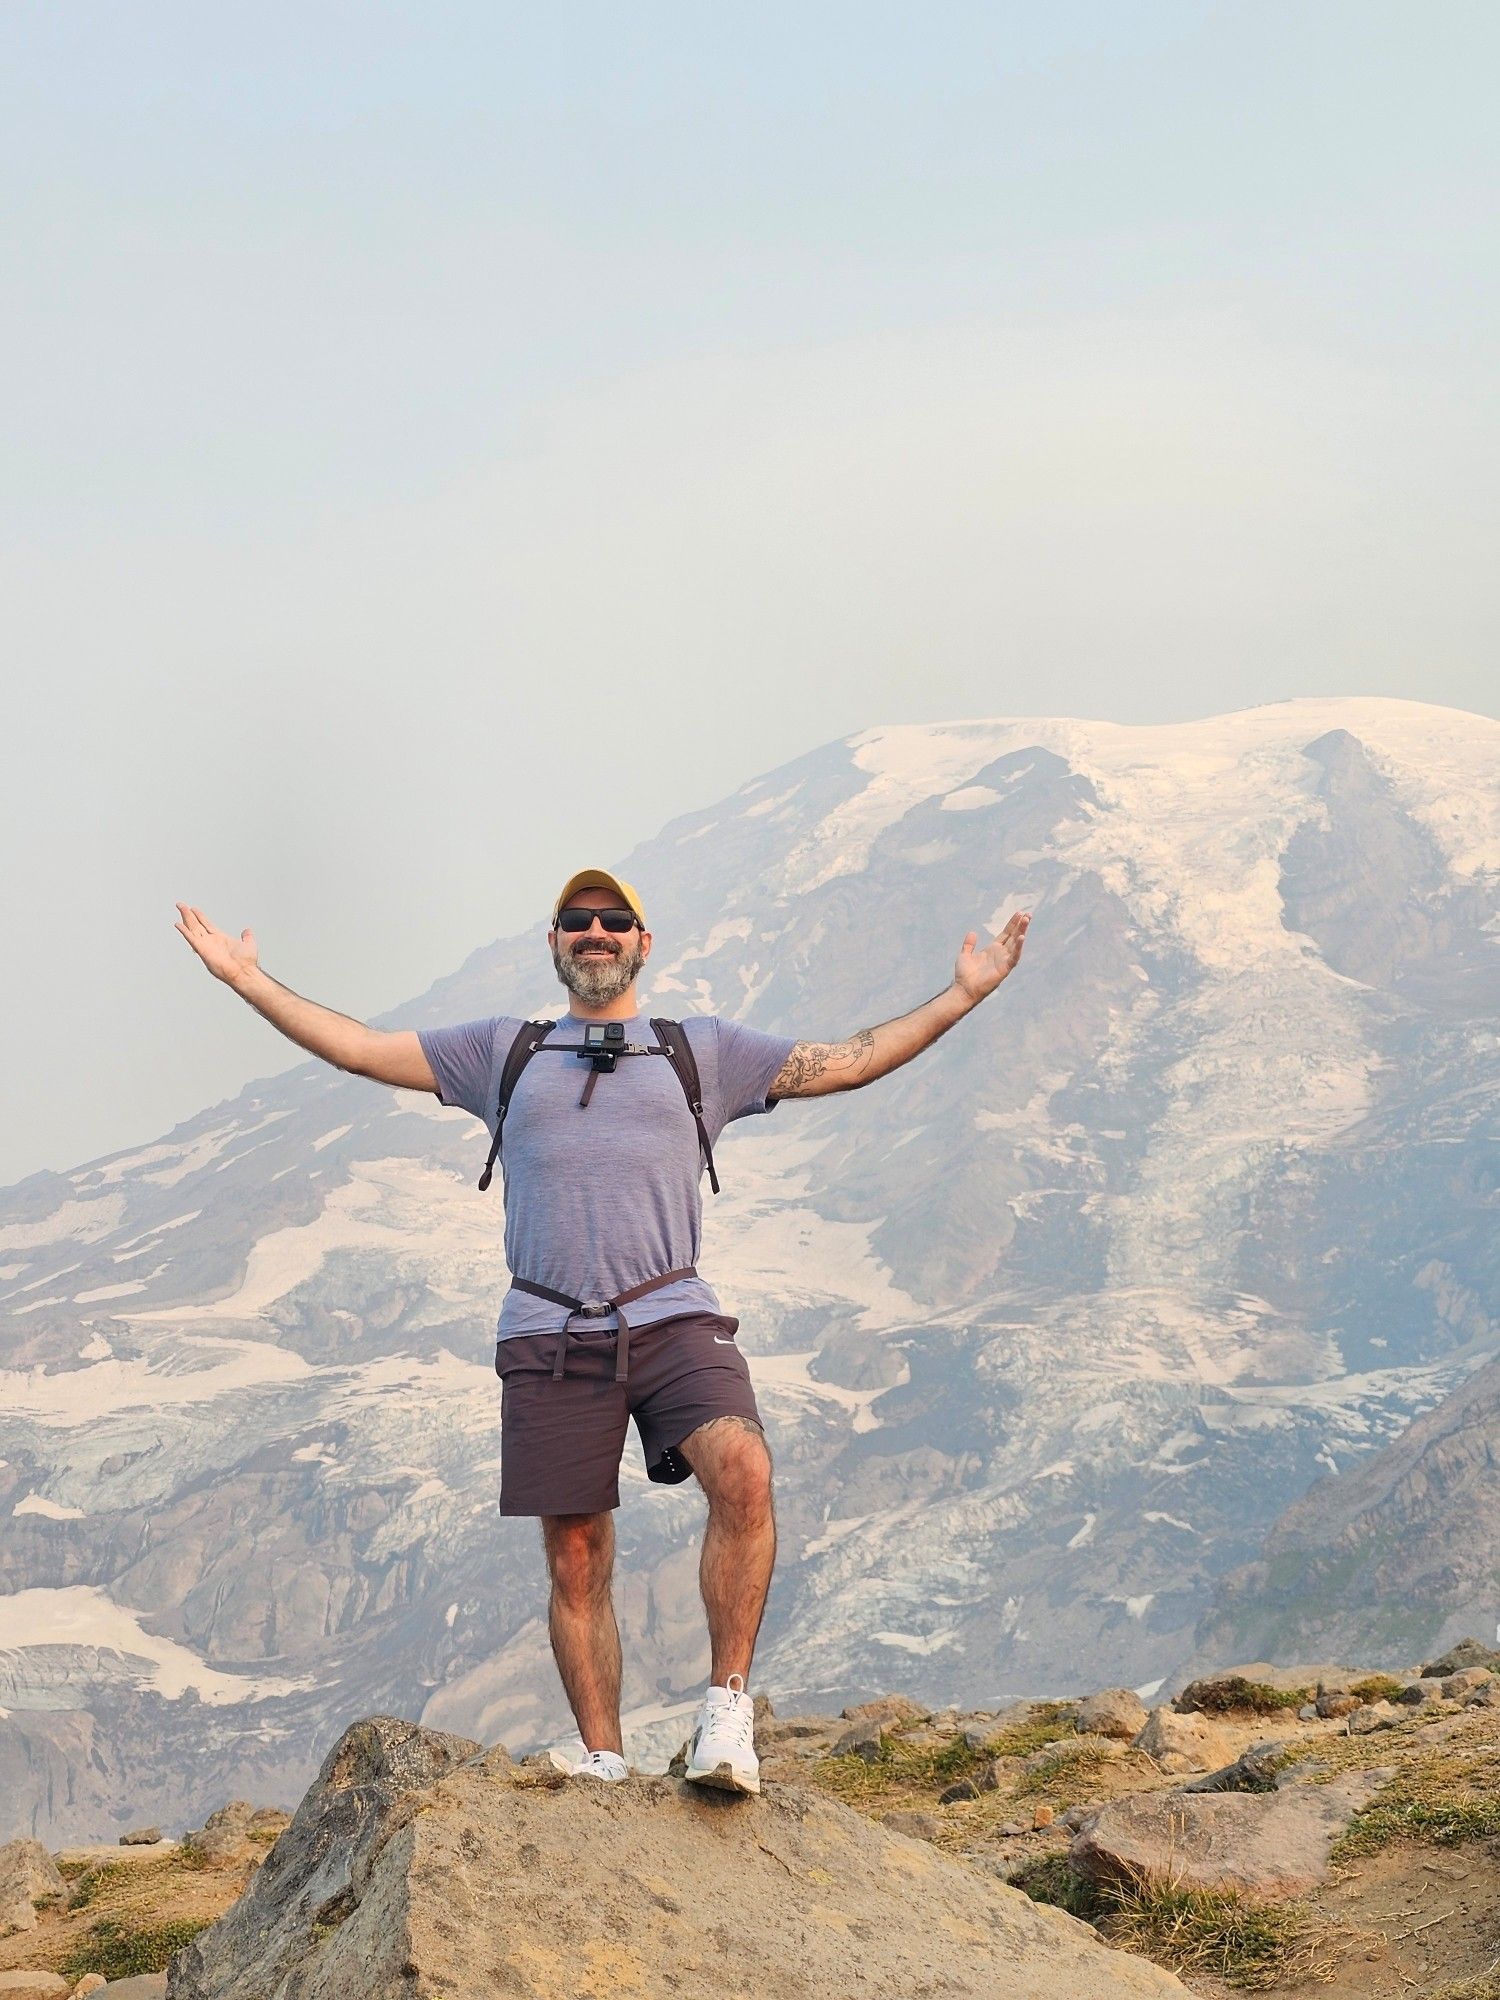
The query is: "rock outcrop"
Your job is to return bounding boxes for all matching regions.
[0,1845,66,1938]
[1070,1772,1386,1903]
[166,1716,1190,1999]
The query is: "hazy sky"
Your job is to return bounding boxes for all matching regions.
[4,1,1496,1186]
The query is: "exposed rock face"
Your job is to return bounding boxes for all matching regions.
[0,1840,66,1935]
[1071,1772,1385,1902]
[167,1716,1191,2000]
[1201,1354,1500,1668]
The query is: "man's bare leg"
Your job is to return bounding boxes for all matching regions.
[676,1416,777,1683]
[540,1512,623,1753]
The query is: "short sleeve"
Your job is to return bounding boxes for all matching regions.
[710,1017,799,1125]
[416,1017,508,1122]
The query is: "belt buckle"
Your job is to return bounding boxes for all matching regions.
[577,1301,612,1319]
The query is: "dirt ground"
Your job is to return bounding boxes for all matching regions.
[1186,1839,1500,1998]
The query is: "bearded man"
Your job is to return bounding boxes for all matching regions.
[175,871,1030,1793]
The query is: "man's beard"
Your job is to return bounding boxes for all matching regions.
[552,936,645,1006]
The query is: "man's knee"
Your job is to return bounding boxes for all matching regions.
[541,1513,614,1603]
[687,1420,775,1520]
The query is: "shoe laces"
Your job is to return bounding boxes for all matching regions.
[705,1676,755,1751]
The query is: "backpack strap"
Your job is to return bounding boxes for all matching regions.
[650,1018,720,1194]
[477,1020,557,1191]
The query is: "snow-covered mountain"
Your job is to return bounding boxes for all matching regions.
[2,697,1495,1841]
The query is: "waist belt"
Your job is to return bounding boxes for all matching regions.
[509,1266,699,1383]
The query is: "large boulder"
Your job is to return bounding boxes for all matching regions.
[1132,1708,1241,1774]
[167,1714,1192,1999]
[0,1838,67,1935]
[1071,1773,1384,1903]
[1421,1637,1500,1677]
[1073,1689,1148,1741]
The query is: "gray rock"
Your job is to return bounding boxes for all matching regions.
[1315,1689,1361,1719]
[878,1810,940,1839]
[118,1827,163,1846]
[1395,1677,1446,1706]
[1132,1708,1241,1774]
[1422,1638,1500,1677]
[1439,1667,1493,1700]
[1349,1700,1403,1734]
[1071,1773,1385,1903]
[1466,1681,1500,1709]
[839,1694,930,1728]
[182,1800,292,1868]
[938,1776,982,1804]
[1182,1738,1291,1795]
[102,1979,168,1997]
[0,1974,71,1996]
[829,1722,884,1762]
[759,1716,838,1742]
[165,1713,1192,1998]
[1073,1689,1149,1741]
[1296,1703,1318,1721]
[0,1837,68,1936]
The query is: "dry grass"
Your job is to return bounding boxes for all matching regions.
[0,1851,226,1984]
[1012,1854,1338,1991]
[1013,1736,1120,1799]
[1180,1677,1315,1717]
[61,1914,211,1982]
[1346,1675,1407,1704]
[1426,1972,1500,2000]
[809,1702,1078,1809]
[1332,1740,1500,1860]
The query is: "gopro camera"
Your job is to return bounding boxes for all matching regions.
[580,1021,626,1071]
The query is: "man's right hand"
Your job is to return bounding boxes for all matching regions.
[175,903,260,988]
[173,901,438,1093]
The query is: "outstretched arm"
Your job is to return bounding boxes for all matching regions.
[173,903,438,1092]
[768,910,1031,1100]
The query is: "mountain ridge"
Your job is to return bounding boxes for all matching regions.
[1,695,1495,1841]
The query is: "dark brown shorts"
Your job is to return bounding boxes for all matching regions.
[492,1310,764,1516]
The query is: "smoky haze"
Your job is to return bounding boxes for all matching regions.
[3,1,1496,1186]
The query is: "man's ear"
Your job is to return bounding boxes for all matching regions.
[639,928,652,960]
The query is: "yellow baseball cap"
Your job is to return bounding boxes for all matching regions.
[551,868,647,928]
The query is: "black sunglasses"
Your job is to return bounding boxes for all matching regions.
[556,908,641,934]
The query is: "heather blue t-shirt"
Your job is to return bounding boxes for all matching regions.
[417,1011,798,1340]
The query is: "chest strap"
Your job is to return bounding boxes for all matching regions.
[509,1265,699,1383]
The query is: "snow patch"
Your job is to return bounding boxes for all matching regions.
[13,1496,85,1521]
[0,1196,125,1254]
[871,1630,957,1655]
[0,1586,311,1703]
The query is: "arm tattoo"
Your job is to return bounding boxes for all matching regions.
[771,1028,876,1098]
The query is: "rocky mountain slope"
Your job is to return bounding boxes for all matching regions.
[1200,1346,1500,1667]
[1,696,1495,1842]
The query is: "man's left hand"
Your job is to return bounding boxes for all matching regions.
[953,911,1031,1003]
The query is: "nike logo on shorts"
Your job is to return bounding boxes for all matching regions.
[713,1335,736,1345]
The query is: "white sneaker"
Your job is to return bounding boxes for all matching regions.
[572,1749,629,1782]
[684,1674,760,1795]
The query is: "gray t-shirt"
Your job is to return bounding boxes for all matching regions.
[417,1010,798,1339]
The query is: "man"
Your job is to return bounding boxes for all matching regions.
[174,872,1030,1794]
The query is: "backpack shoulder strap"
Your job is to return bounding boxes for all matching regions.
[477,1020,557,1191]
[650,1018,721,1194]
